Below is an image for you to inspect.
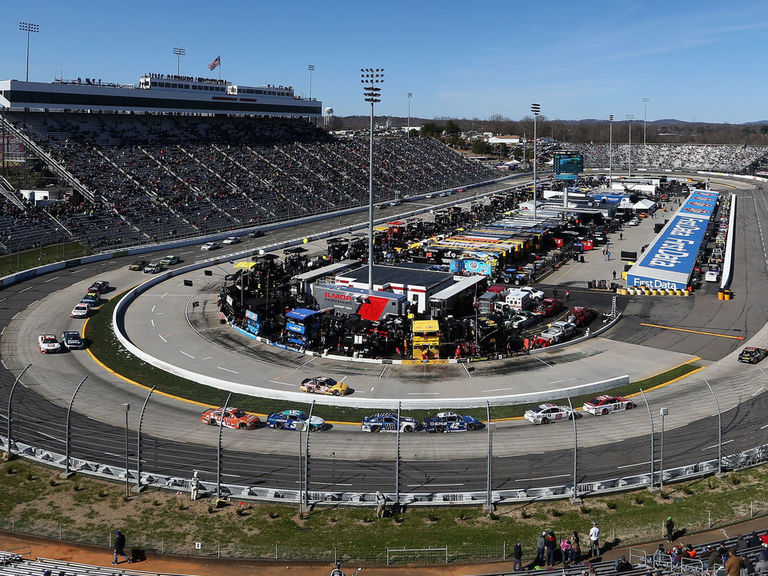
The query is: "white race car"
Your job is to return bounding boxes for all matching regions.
[71,302,91,318]
[201,241,220,251]
[524,403,575,425]
[222,236,241,245]
[38,334,62,354]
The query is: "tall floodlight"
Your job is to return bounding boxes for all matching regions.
[407,92,413,137]
[642,97,649,146]
[173,48,185,75]
[121,403,131,498]
[626,114,635,179]
[308,64,315,99]
[609,114,614,188]
[362,68,383,293]
[531,103,541,220]
[659,407,669,491]
[19,22,39,82]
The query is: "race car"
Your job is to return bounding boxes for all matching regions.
[71,302,91,318]
[299,377,349,396]
[361,413,418,433]
[128,259,148,271]
[738,346,768,364]
[38,334,61,354]
[201,241,220,251]
[200,407,260,430]
[505,311,537,330]
[80,291,101,306]
[422,411,481,432]
[533,298,564,317]
[222,236,241,245]
[583,395,635,416]
[248,230,265,238]
[87,280,110,294]
[142,262,164,274]
[524,403,576,425]
[61,330,84,350]
[159,254,180,266]
[266,409,326,431]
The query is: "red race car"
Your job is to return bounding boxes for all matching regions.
[583,395,635,416]
[200,407,260,430]
[533,298,564,317]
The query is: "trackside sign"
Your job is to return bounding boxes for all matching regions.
[626,190,718,290]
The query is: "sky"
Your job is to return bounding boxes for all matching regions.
[3,0,767,124]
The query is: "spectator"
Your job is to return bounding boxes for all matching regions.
[615,555,632,572]
[536,531,546,565]
[665,516,675,542]
[112,530,132,565]
[561,538,572,568]
[513,541,523,572]
[570,531,581,564]
[725,549,742,576]
[545,530,557,566]
[589,521,600,557]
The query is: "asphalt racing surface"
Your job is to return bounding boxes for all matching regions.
[2,175,768,496]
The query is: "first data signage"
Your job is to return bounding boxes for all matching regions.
[626,190,718,290]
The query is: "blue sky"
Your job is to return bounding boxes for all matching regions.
[3,0,767,123]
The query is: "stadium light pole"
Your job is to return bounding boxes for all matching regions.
[642,97,649,146]
[362,68,383,294]
[531,103,541,220]
[173,48,185,76]
[407,92,412,137]
[121,403,130,498]
[659,407,668,492]
[19,22,39,82]
[609,114,614,188]
[308,64,315,99]
[626,114,634,179]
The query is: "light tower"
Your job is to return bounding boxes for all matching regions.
[362,68,383,294]
[609,114,614,188]
[407,92,412,137]
[173,48,185,75]
[531,103,541,220]
[308,64,315,99]
[19,22,39,82]
[626,114,634,179]
[642,97,649,145]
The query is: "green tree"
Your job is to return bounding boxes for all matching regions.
[420,122,442,138]
[471,140,493,155]
[444,120,461,138]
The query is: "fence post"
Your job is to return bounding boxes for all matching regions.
[503,540,506,560]
[216,393,232,500]
[6,363,31,458]
[703,380,722,474]
[136,385,156,493]
[708,510,711,528]
[486,401,492,512]
[305,400,314,512]
[63,377,88,478]
[566,395,578,501]
[395,401,401,505]
[639,388,655,488]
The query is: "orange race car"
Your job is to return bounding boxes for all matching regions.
[200,407,260,430]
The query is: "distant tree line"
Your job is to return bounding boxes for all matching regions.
[337,115,768,145]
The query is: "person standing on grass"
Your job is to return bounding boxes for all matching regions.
[589,521,600,557]
[112,530,132,565]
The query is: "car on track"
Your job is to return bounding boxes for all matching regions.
[142,262,164,274]
[37,333,61,354]
[248,230,265,238]
[87,280,110,294]
[299,376,349,396]
[60,330,84,350]
[422,411,482,432]
[266,409,326,431]
[361,413,419,433]
[222,236,241,245]
[738,346,768,364]
[201,241,220,251]
[128,259,148,271]
[524,403,576,425]
[159,254,181,266]
[583,395,635,416]
[71,302,91,318]
[200,407,260,430]
[80,291,101,306]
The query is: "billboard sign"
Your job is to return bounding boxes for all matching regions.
[553,152,583,181]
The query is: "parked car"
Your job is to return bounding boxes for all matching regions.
[539,320,577,344]
[533,298,564,317]
[583,395,635,416]
[422,411,481,432]
[200,407,260,430]
[524,403,576,425]
[361,413,418,433]
[505,310,537,330]
[520,286,544,301]
[738,346,768,364]
[704,267,720,282]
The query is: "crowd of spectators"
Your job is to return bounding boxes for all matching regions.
[0,112,496,254]
[573,143,768,174]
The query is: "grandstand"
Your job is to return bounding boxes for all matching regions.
[0,111,497,254]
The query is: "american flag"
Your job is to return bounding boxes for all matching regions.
[208,56,221,71]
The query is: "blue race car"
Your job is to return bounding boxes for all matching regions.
[422,411,482,433]
[361,413,419,433]
[266,409,326,431]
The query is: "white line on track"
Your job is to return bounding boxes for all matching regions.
[218,366,238,374]
[370,386,375,392]
[295,357,315,370]
[150,319,155,327]
[269,379,293,387]
[533,356,552,367]
[32,430,61,442]
[702,440,734,450]
[407,483,463,487]
[151,305,156,313]
[761,423,768,430]
[0,328,4,337]
[482,387,512,393]
[379,366,388,379]
[310,482,353,486]
[617,461,651,470]
[751,386,765,397]
[462,363,472,378]
[161,292,168,299]
[44,276,61,283]
[407,392,440,395]
[518,473,570,482]
[19,286,32,293]
[202,356,212,360]
[340,375,348,382]
[158,334,167,342]
[551,377,577,384]
[180,350,195,359]
[0,297,5,302]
